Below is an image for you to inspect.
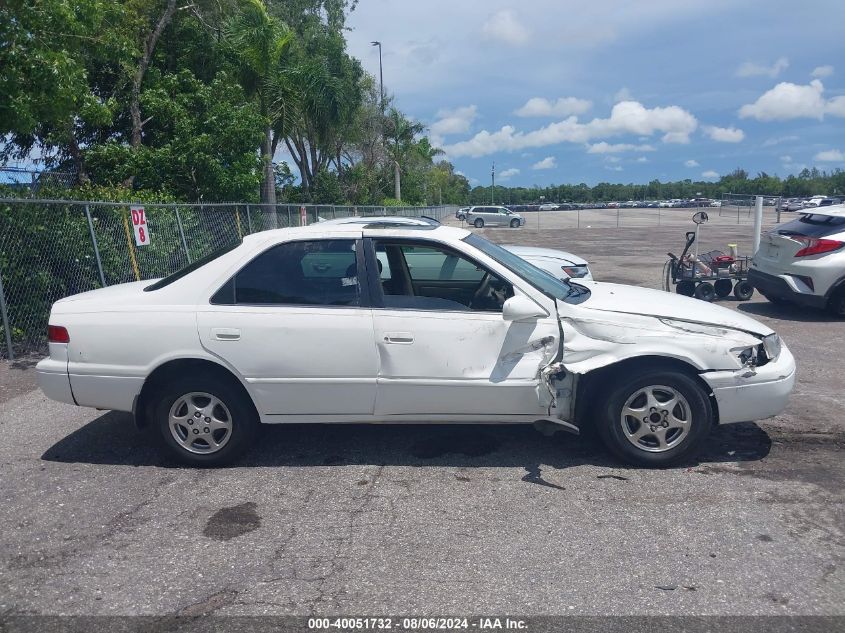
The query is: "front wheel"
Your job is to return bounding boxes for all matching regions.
[510,219,520,228]
[733,280,754,301]
[152,374,259,466]
[474,218,484,228]
[597,370,714,467]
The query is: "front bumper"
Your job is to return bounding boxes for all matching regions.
[36,357,76,406]
[748,269,826,309]
[701,344,796,424]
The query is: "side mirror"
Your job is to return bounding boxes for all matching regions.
[502,295,547,322]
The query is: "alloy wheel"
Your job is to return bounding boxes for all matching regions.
[619,385,692,453]
[169,392,234,454]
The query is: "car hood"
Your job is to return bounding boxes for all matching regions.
[570,280,774,336]
[504,245,588,266]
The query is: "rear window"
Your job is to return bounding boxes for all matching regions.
[144,241,241,291]
[775,214,845,238]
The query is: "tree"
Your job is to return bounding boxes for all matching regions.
[225,0,293,223]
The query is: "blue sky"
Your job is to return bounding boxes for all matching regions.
[344,0,845,187]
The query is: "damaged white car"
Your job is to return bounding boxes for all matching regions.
[37,221,795,467]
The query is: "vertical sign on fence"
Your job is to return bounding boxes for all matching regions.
[299,205,307,227]
[130,206,150,246]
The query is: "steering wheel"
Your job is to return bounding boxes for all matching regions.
[470,273,510,311]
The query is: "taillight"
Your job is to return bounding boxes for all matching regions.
[48,325,70,343]
[793,237,844,258]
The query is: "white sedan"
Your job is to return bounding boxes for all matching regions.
[503,245,592,281]
[37,220,795,467]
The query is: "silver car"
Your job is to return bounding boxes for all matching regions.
[464,206,525,228]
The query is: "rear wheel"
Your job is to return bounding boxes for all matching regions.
[597,370,713,467]
[714,279,733,298]
[733,280,754,301]
[510,218,520,228]
[152,374,259,466]
[694,282,715,302]
[474,218,484,228]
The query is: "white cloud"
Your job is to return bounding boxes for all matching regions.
[814,149,844,162]
[780,155,793,163]
[614,87,633,102]
[704,125,745,143]
[443,100,698,158]
[701,170,719,178]
[685,159,699,167]
[811,65,834,78]
[735,57,789,78]
[605,156,621,163]
[762,135,799,147]
[515,97,592,118]
[482,10,530,45]
[738,79,845,121]
[636,156,649,163]
[430,105,478,137]
[532,156,557,170]
[605,165,623,172]
[586,142,656,153]
[498,167,520,180]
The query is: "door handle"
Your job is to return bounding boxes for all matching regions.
[212,328,241,341]
[383,332,414,345]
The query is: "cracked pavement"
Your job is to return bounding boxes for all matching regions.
[1,210,843,615]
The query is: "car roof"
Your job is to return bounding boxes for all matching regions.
[242,222,470,246]
[800,203,845,218]
[317,215,439,226]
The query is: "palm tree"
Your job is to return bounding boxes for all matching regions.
[384,107,424,201]
[225,0,292,227]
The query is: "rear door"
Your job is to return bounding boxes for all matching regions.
[197,236,379,417]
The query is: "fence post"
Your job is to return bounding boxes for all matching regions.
[174,205,191,264]
[246,204,253,234]
[0,265,14,362]
[616,208,620,228]
[84,204,107,287]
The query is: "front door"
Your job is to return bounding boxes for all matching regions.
[366,238,560,417]
[197,238,379,417]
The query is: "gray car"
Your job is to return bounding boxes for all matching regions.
[464,206,525,228]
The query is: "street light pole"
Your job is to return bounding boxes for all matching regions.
[371,41,384,112]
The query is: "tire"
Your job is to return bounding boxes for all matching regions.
[510,219,520,228]
[456,214,465,221]
[152,373,259,466]
[474,218,484,228]
[694,282,715,302]
[597,369,714,467]
[714,279,733,298]
[733,280,754,301]
[676,281,695,297]
[827,288,845,318]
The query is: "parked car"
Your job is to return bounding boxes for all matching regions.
[464,206,525,228]
[455,207,470,221]
[538,203,559,211]
[749,204,845,316]
[38,220,795,468]
[503,245,592,280]
[785,199,805,212]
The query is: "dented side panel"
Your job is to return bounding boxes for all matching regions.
[373,307,560,416]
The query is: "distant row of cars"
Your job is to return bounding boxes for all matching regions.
[779,195,843,212]
[461,199,722,213]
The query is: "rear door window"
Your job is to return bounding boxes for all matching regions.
[215,239,360,306]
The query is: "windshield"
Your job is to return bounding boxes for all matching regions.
[144,241,241,291]
[464,233,588,303]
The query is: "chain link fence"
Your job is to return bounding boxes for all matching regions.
[719,193,782,223]
[0,199,453,359]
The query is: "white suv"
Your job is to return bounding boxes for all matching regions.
[464,206,525,228]
[749,205,845,316]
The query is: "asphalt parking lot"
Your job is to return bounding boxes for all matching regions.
[1,208,843,617]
